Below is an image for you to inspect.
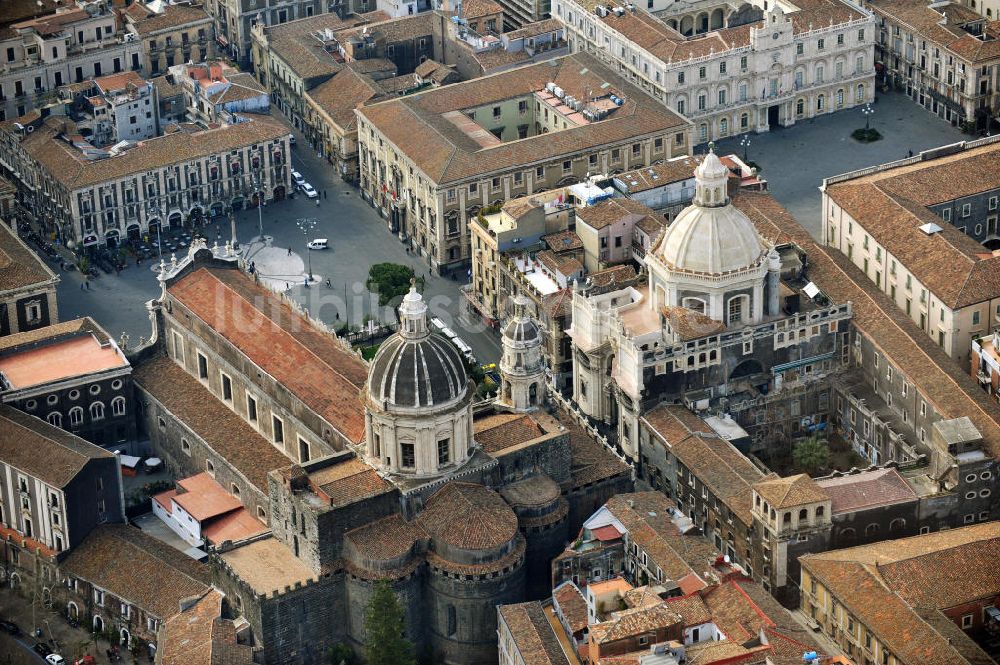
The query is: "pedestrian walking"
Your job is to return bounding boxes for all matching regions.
[907,149,913,157]
[288,247,292,256]
[323,190,327,199]
[80,281,85,291]
[315,199,320,207]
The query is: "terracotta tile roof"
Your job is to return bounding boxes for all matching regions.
[359,52,688,186]
[661,306,726,341]
[201,506,268,544]
[590,604,682,644]
[752,474,828,509]
[156,590,254,665]
[474,415,545,454]
[0,0,62,40]
[0,221,57,293]
[543,230,583,253]
[616,157,698,191]
[553,581,589,633]
[345,513,425,562]
[61,524,210,620]
[643,404,762,524]
[210,73,268,105]
[305,67,387,131]
[541,288,572,319]
[418,482,518,550]
[635,214,665,237]
[867,0,1000,63]
[306,457,394,508]
[260,12,375,82]
[498,601,572,665]
[94,71,146,94]
[0,405,115,488]
[19,114,289,192]
[588,264,638,288]
[133,355,289,494]
[461,0,502,19]
[825,141,1000,308]
[552,407,631,487]
[574,197,655,231]
[377,72,421,93]
[802,523,1000,665]
[737,189,1000,458]
[537,249,583,277]
[217,536,316,595]
[815,467,918,515]
[664,593,711,626]
[171,472,242,522]
[150,75,184,100]
[605,492,719,585]
[167,266,367,444]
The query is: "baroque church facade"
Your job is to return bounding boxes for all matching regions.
[132,244,632,665]
[569,148,851,460]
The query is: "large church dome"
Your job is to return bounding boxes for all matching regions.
[653,149,766,275]
[367,285,467,410]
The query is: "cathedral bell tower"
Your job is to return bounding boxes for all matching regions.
[498,295,547,412]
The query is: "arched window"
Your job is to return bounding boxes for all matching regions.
[865,523,879,536]
[889,518,905,532]
[816,505,825,518]
[90,402,105,421]
[69,407,84,427]
[719,118,728,136]
[727,295,747,325]
[817,94,826,111]
[799,508,808,521]
[835,88,844,108]
[257,505,267,521]
[111,397,126,417]
[682,297,706,313]
[856,83,865,102]
[796,98,804,116]
[47,412,62,428]
[840,527,855,544]
[231,483,241,497]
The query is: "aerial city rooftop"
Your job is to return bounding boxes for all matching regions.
[0,0,998,662]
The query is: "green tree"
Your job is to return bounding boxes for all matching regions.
[366,263,424,307]
[793,435,830,474]
[328,643,360,665]
[363,581,415,665]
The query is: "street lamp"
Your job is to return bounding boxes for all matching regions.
[296,217,317,284]
[229,200,239,251]
[862,103,875,130]
[740,135,751,163]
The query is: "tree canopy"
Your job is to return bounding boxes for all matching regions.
[793,435,830,475]
[366,263,423,307]
[363,580,416,665]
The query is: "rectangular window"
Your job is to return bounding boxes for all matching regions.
[401,442,415,468]
[438,438,450,465]
[221,373,232,402]
[197,352,208,379]
[272,415,284,445]
[247,395,258,423]
[298,437,310,462]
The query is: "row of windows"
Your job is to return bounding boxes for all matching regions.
[43,398,126,428]
[175,330,312,463]
[22,380,123,410]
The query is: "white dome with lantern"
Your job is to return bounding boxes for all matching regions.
[647,145,771,326]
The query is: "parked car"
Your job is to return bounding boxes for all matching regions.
[439,326,458,340]
[0,620,20,635]
[73,657,96,665]
[306,238,328,250]
[292,170,305,187]
[33,642,52,656]
[45,655,65,665]
[300,183,318,199]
